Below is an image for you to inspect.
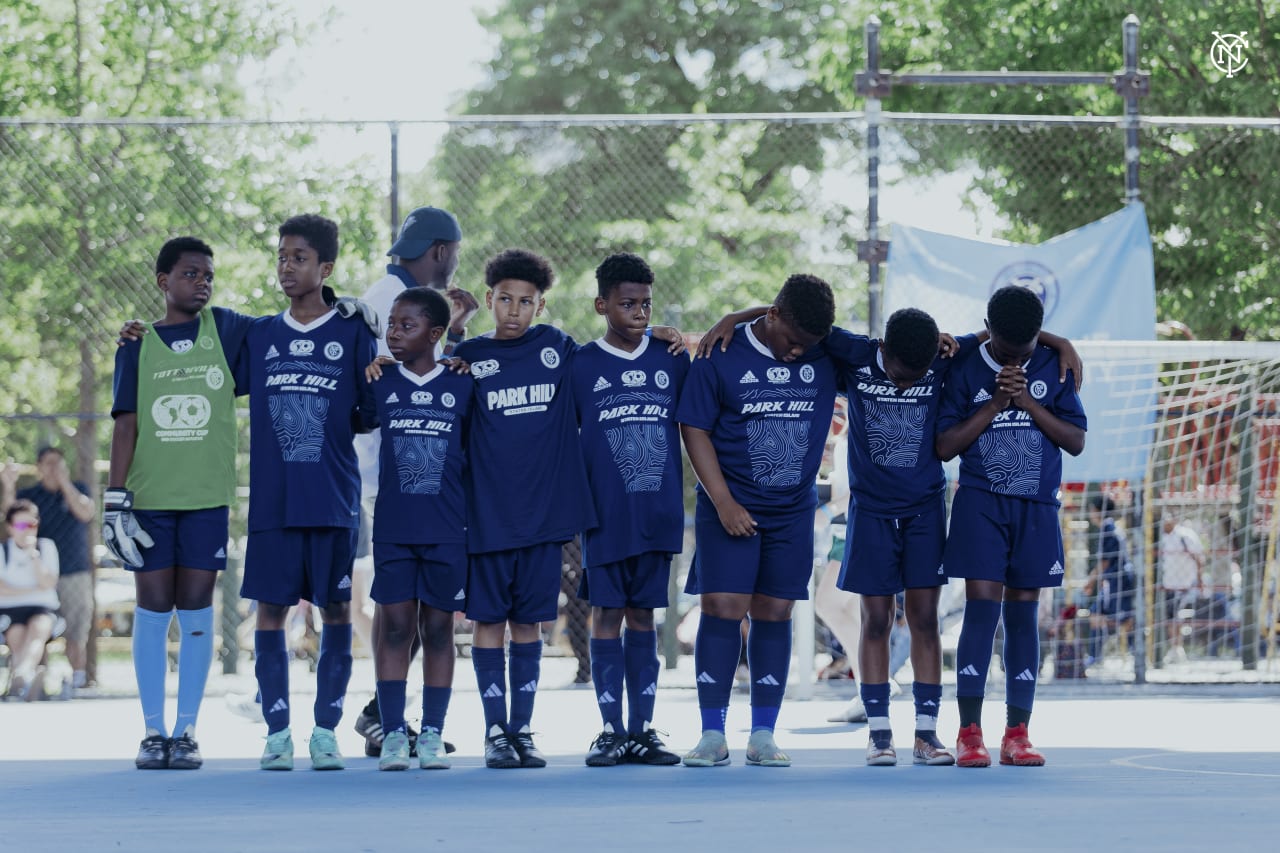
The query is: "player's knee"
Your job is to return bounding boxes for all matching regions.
[320,601,350,623]
[623,608,654,632]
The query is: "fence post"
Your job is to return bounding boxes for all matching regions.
[389,122,401,241]
[861,16,885,336]
[1120,15,1143,204]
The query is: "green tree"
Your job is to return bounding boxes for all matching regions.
[420,0,860,338]
[821,0,1280,338]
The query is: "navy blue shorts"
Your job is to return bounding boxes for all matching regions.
[579,551,672,610]
[942,488,1065,589]
[131,507,229,573]
[241,526,359,608]
[466,541,564,624]
[685,495,814,600]
[838,497,947,596]
[372,541,468,612]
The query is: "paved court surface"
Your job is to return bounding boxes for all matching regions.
[2,659,1277,852]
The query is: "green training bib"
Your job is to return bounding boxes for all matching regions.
[128,309,238,510]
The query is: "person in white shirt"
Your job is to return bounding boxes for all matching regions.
[0,499,60,700]
[1159,515,1204,661]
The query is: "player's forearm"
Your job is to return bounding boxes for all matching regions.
[1018,398,1086,456]
[680,425,735,508]
[108,414,138,489]
[935,403,1002,461]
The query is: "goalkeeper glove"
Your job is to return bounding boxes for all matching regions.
[333,296,382,337]
[102,488,154,570]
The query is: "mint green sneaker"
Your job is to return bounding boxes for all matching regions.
[682,730,730,767]
[378,730,411,771]
[260,728,294,771]
[745,729,791,767]
[418,729,451,770]
[309,726,345,771]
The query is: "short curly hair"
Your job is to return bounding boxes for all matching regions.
[884,308,940,372]
[278,214,340,264]
[987,285,1044,346]
[155,236,213,275]
[485,248,555,293]
[775,273,835,338]
[393,286,451,330]
[595,252,654,299]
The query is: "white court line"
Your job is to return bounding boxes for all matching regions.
[1111,752,1280,779]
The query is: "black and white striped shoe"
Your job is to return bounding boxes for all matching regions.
[625,728,681,765]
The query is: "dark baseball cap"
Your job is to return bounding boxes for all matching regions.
[387,207,462,259]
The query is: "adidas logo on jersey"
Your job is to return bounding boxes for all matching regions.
[1049,561,1065,575]
[755,674,780,686]
[337,575,352,590]
[386,392,400,403]
[214,547,226,559]
[858,366,873,377]
[597,691,617,704]
[739,370,758,384]
[973,388,993,404]
[958,664,980,677]
[641,682,657,696]
[518,680,538,693]
[454,588,466,601]
[1014,669,1036,682]
[482,683,504,699]
[265,345,280,360]
[593,376,612,392]
[268,698,289,714]
[696,672,716,684]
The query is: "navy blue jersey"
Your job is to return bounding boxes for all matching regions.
[826,329,979,518]
[112,306,253,416]
[371,364,473,546]
[572,337,691,565]
[454,325,596,553]
[937,343,1087,505]
[241,310,378,531]
[675,322,837,514]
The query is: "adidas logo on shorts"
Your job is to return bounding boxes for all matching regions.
[973,388,993,404]
[337,575,352,590]
[1049,561,1065,575]
[454,588,466,601]
[215,547,226,559]
[593,376,612,392]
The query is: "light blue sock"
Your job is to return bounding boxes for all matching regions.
[173,607,214,737]
[132,607,173,736]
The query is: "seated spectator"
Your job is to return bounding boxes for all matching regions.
[0,500,61,700]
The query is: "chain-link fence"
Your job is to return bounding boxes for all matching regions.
[3,112,1279,694]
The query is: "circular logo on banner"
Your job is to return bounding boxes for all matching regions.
[540,347,560,369]
[1030,379,1049,400]
[441,392,456,408]
[324,342,344,360]
[990,261,1059,320]
[152,394,211,429]
[206,367,225,390]
[655,370,670,389]
[799,364,815,383]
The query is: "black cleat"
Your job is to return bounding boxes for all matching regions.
[585,723,629,767]
[135,734,170,770]
[167,732,203,770]
[357,697,456,757]
[511,725,547,768]
[484,725,521,769]
[625,728,682,766]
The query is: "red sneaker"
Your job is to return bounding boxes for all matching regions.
[999,723,1046,766]
[955,723,991,768]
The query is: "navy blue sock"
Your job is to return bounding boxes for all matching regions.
[623,629,659,735]
[694,614,741,733]
[747,618,791,732]
[1002,599,1040,722]
[589,637,625,731]
[955,599,1000,701]
[254,629,290,735]
[471,646,507,730]
[861,681,892,730]
[913,681,944,735]
[376,679,407,735]
[314,623,353,730]
[421,686,451,735]
[507,640,542,732]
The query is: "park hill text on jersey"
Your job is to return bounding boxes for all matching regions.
[487,383,555,415]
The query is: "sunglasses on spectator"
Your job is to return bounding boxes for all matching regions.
[11,520,38,530]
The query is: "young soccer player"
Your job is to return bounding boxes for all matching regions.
[936,285,1086,767]
[366,286,473,770]
[572,252,689,767]
[238,214,379,771]
[676,274,838,767]
[107,236,252,770]
[453,248,598,769]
